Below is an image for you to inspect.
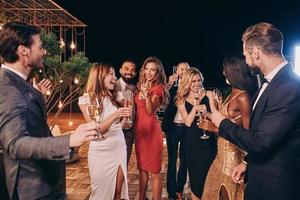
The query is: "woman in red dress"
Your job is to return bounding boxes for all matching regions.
[135,56,169,200]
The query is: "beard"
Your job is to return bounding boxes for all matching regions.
[28,58,44,69]
[121,74,135,84]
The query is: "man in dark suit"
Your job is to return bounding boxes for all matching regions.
[115,59,137,164]
[210,22,300,200]
[161,62,189,200]
[0,21,100,200]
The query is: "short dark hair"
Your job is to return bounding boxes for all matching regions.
[121,58,136,66]
[0,21,41,63]
[242,22,283,56]
[223,55,257,97]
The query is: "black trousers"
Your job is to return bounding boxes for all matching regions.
[165,125,188,199]
[123,127,134,165]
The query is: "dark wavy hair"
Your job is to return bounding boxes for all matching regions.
[0,21,41,63]
[223,55,258,97]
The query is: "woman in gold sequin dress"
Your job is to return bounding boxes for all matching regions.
[201,55,257,200]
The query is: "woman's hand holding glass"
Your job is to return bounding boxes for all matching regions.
[199,88,223,133]
[140,82,150,99]
[198,115,219,133]
[198,107,211,139]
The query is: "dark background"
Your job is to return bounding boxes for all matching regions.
[55,0,300,87]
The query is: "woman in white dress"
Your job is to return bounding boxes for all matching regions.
[78,63,131,200]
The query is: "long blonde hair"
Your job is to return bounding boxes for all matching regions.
[175,67,204,106]
[85,63,118,107]
[137,56,169,108]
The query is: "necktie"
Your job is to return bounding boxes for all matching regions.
[257,75,268,89]
[260,77,268,85]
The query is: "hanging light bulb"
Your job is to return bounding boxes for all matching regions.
[58,100,63,109]
[68,120,73,126]
[59,38,65,48]
[46,90,51,96]
[39,69,43,73]
[70,41,76,50]
[74,77,79,84]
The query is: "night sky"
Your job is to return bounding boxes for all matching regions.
[55,0,300,87]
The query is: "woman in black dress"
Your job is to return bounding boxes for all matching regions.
[176,67,217,199]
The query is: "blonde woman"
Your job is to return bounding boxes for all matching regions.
[176,67,217,200]
[135,56,169,200]
[78,63,131,200]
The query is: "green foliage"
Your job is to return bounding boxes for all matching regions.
[40,32,60,56]
[63,52,91,78]
[38,32,92,126]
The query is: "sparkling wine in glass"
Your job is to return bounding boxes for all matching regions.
[194,88,210,140]
[85,94,106,141]
[140,80,148,100]
[213,88,223,111]
[194,89,201,126]
[199,111,210,140]
[173,66,179,86]
[124,90,133,124]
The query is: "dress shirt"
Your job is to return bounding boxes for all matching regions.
[253,61,288,109]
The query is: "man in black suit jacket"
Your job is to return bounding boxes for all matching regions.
[0,21,99,200]
[161,62,189,199]
[210,22,300,200]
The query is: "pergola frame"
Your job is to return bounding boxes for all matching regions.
[0,0,86,27]
[0,0,86,55]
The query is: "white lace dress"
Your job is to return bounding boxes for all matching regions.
[78,96,128,200]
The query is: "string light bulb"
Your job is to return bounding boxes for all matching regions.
[59,38,65,48]
[59,79,64,83]
[68,120,73,126]
[70,41,76,49]
[74,77,79,84]
[58,100,63,108]
[46,90,51,96]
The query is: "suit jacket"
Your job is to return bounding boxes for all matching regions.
[219,64,300,200]
[0,68,71,200]
[161,84,178,132]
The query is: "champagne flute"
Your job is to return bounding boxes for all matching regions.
[140,80,150,100]
[194,89,201,126]
[123,90,133,126]
[213,88,223,111]
[173,66,179,86]
[85,94,106,141]
[194,88,210,140]
[199,110,210,140]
